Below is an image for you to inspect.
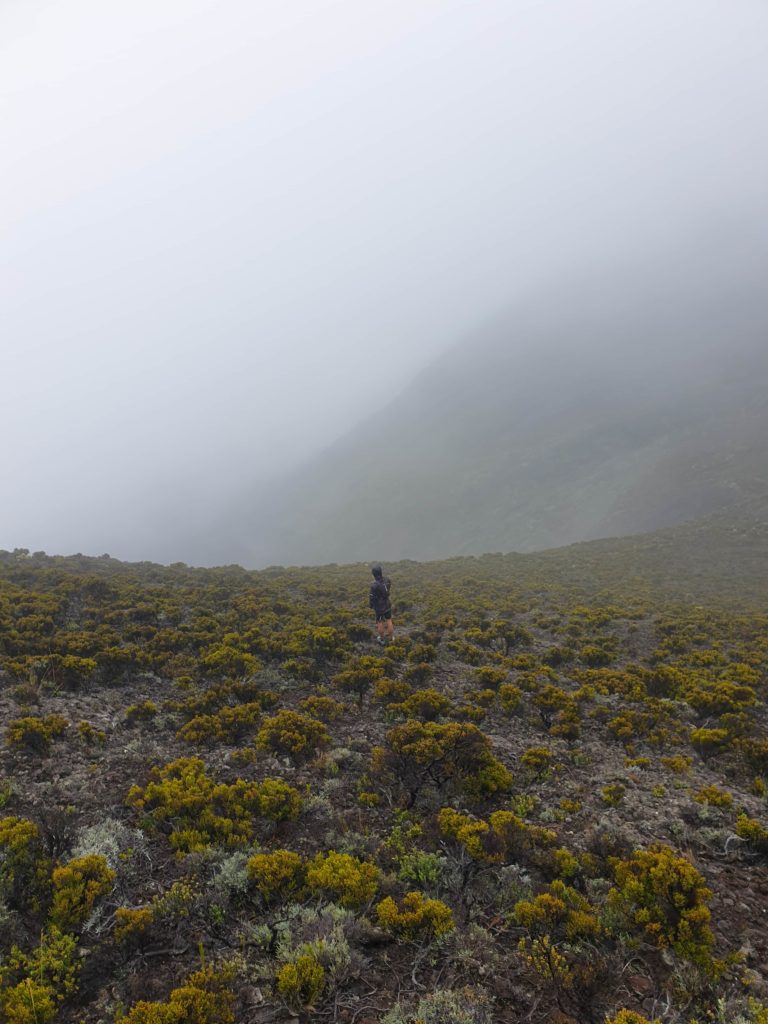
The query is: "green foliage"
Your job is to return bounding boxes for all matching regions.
[735,814,768,855]
[126,757,301,852]
[275,954,325,1011]
[376,891,455,941]
[125,701,158,726]
[372,721,512,805]
[50,853,115,930]
[390,688,453,722]
[247,850,305,901]
[332,656,385,706]
[305,851,379,908]
[6,714,68,754]
[299,695,345,721]
[0,926,80,1023]
[117,963,237,1023]
[255,710,330,760]
[176,702,262,744]
[608,844,714,965]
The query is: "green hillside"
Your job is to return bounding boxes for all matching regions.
[1,507,768,1023]
[225,270,768,569]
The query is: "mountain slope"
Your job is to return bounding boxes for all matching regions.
[220,249,768,568]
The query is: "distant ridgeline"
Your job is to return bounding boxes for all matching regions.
[3,491,768,605]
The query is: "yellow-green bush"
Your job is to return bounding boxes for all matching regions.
[1,978,58,1024]
[607,844,714,965]
[498,683,523,715]
[255,710,330,760]
[694,785,732,808]
[117,963,236,1023]
[275,954,325,1011]
[389,688,452,722]
[514,879,601,942]
[50,853,116,930]
[305,851,379,908]
[6,714,68,754]
[77,720,107,745]
[0,926,80,1023]
[176,703,262,744]
[126,757,301,852]
[0,816,49,908]
[247,850,305,901]
[124,701,158,727]
[114,906,154,944]
[376,890,455,941]
[332,657,385,707]
[690,728,731,759]
[372,721,512,806]
[299,695,345,721]
[735,814,768,855]
[255,778,303,822]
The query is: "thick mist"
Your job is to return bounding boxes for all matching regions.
[2,1,767,564]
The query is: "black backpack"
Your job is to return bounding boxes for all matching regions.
[371,577,390,609]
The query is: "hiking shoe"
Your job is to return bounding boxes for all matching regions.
[376,636,385,645]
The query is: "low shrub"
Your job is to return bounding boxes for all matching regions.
[255,711,330,761]
[50,854,116,930]
[117,963,237,1023]
[376,891,455,941]
[6,715,68,754]
[247,850,305,901]
[607,844,714,965]
[305,851,379,908]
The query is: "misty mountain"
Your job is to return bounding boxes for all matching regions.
[211,251,768,568]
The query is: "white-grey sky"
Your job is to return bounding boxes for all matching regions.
[2,0,767,560]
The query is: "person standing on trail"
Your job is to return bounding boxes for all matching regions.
[369,565,394,645]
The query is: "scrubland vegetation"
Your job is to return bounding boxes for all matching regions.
[1,535,767,1023]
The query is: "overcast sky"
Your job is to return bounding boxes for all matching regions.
[2,0,767,561]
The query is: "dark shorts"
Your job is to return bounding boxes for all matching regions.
[375,608,392,622]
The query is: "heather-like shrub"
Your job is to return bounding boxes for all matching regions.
[735,814,768,855]
[332,657,385,707]
[305,851,379,908]
[0,926,80,1023]
[124,701,158,727]
[126,757,301,852]
[255,711,330,760]
[608,844,714,964]
[498,684,523,715]
[176,703,262,744]
[50,853,116,930]
[390,688,453,722]
[0,816,49,908]
[117,963,237,1023]
[690,728,730,759]
[77,720,107,745]
[694,785,732,808]
[247,850,305,901]
[372,721,511,806]
[513,879,601,942]
[6,715,68,754]
[520,746,553,778]
[275,954,325,1011]
[376,891,455,941]
[299,695,345,721]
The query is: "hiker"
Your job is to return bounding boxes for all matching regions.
[369,564,394,645]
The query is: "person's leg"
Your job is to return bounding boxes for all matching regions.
[386,616,394,641]
[376,617,386,642]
